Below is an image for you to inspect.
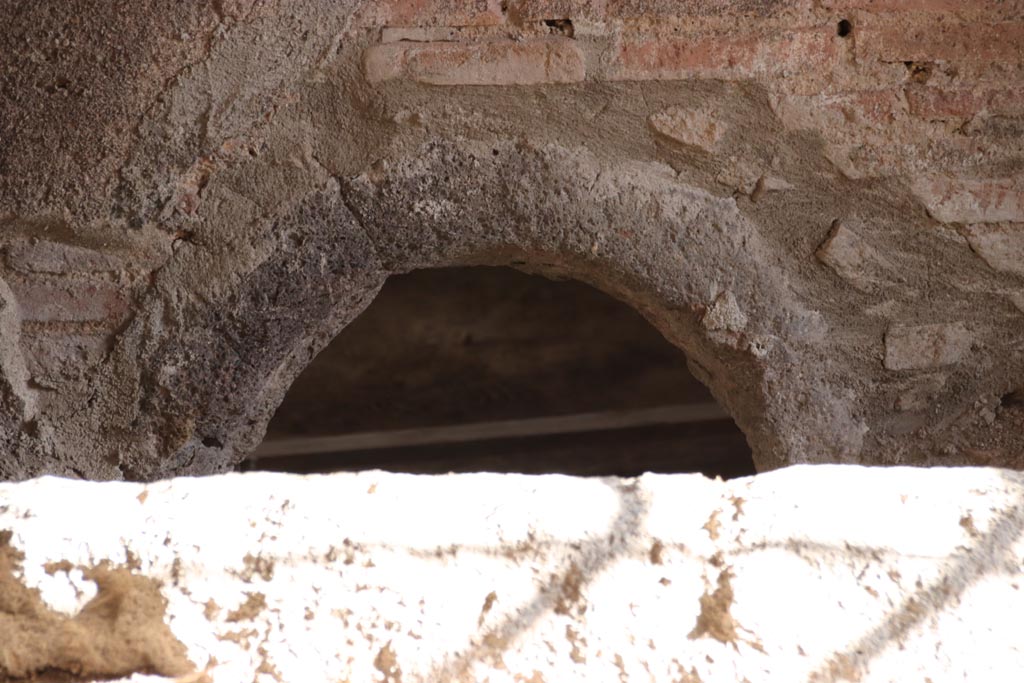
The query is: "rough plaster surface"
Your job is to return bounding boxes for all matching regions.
[1,1,1023,479]
[1,466,1023,682]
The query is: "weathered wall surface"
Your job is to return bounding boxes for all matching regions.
[1,467,1022,682]
[0,1,1022,479]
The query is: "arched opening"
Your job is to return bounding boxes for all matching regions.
[246,267,756,479]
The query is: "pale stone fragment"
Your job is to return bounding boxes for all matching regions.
[817,220,895,292]
[963,223,1024,278]
[703,290,748,332]
[1009,291,1024,314]
[649,106,726,152]
[884,322,972,371]
[912,176,1024,224]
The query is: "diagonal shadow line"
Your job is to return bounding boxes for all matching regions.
[726,538,951,565]
[423,479,649,682]
[810,470,1024,682]
[318,528,927,566]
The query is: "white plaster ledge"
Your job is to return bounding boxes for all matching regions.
[0,465,1022,682]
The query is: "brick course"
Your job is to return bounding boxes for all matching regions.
[913,176,1024,224]
[7,241,124,275]
[611,27,838,81]
[857,18,1024,65]
[10,279,131,324]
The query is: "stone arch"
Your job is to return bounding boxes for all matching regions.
[5,0,1021,480]
[91,139,864,480]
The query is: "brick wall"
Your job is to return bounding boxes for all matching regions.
[1,0,1021,479]
[361,0,1022,185]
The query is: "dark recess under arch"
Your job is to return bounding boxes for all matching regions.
[249,267,756,479]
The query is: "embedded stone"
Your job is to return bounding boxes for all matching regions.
[816,220,896,292]
[884,322,972,371]
[702,290,748,333]
[1010,291,1024,314]
[963,223,1024,278]
[649,106,726,152]
[913,176,1024,224]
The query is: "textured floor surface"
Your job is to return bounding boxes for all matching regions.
[1,465,1022,682]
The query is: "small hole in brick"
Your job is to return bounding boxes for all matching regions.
[543,19,575,38]
[837,19,852,37]
[202,436,224,449]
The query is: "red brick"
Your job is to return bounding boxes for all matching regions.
[822,0,1009,10]
[912,176,1024,224]
[510,0,597,20]
[7,240,125,275]
[610,28,837,81]
[512,0,800,22]
[366,0,505,27]
[858,18,1024,64]
[607,0,812,18]
[22,333,112,384]
[10,279,131,324]
[365,38,586,85]
[823,90,903,125]
[906,86,1024,120]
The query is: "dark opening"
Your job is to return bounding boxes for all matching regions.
[1002,389,1024,409]
[543,19,575,38]
[837,19,852,38]
[249,267,756,479]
